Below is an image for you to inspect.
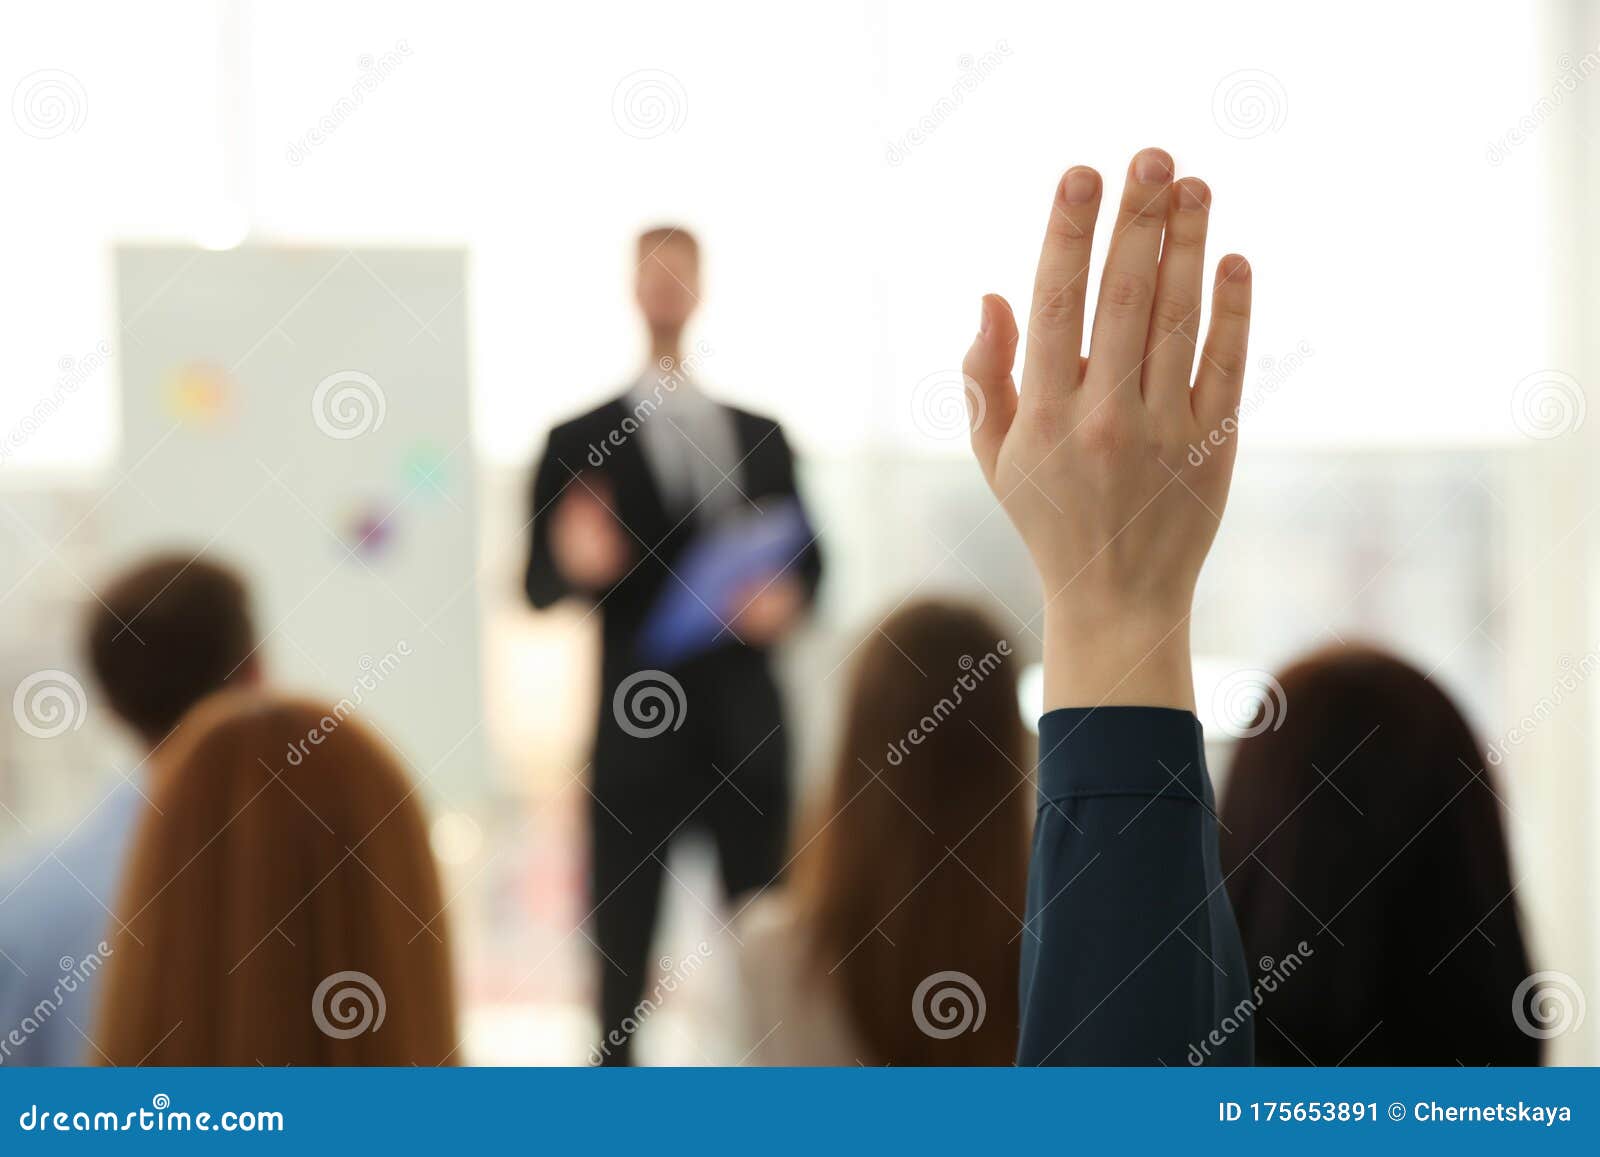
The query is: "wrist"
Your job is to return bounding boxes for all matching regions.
[1041,603,1195,714]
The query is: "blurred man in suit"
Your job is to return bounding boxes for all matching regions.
[525,226,821,1065]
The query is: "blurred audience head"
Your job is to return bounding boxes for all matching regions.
[95,691,457,1065]
[1220,644,1538,1066]
[792,598,1029,1065]
[634,224,700,334]
[86,552,259,748]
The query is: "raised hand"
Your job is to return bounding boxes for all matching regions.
[961,148,1253,712]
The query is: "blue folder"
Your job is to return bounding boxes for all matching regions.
[637,497,813,667]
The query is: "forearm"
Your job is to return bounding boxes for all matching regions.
[1042,604,1195,713]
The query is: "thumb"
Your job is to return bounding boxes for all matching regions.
[962,294,1019,483]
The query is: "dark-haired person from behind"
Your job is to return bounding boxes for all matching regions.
[733,599,1029,1065]
[1220,645,1540,1065]
[0,553,260,1066]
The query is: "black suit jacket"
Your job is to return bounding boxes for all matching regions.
[525,392,822,700]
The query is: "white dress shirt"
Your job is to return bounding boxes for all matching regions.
[626,370,744,522]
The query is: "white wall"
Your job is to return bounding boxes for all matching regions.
[0,0,1555,471]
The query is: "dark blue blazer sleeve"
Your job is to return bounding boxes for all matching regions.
[1017,707,1252,1066]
